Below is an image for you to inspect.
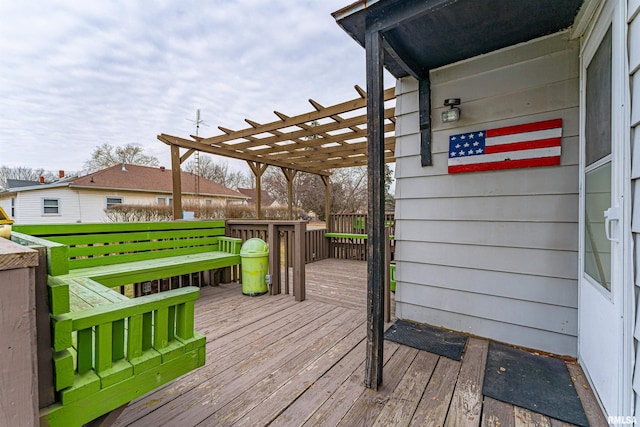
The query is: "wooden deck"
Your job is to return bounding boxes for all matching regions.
[113,259,606,427]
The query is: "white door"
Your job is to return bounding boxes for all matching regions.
[578,0,628,417]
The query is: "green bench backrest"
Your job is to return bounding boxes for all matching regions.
[14,220,227,272]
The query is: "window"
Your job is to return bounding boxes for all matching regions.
[106,197,123,209]
[156,196,172,205]
[42,198,60,215]
[583,25,613,292]
[205,199,213,205]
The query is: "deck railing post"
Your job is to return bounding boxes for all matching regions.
[268,222,281,295]
[0,239,39,425]
[293,221,306,302]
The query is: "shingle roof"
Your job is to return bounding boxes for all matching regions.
[236,187,276,205]
[70,164,246,199]
[6,179,41,189]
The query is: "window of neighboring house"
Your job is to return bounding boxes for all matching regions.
[156,196,173,205]
[10,197,15,218]
[205,199,213,205]
[42,198,60,215]
[106,197,124,209]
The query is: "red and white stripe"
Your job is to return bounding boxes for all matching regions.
[448,118,562,174]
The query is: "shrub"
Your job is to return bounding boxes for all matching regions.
[105,203,306,222]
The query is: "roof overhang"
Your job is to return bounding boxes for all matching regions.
[333,0,585,79]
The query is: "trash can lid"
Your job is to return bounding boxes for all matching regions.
[240,238,269,256]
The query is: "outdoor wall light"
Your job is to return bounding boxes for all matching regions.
[441,98,461,123]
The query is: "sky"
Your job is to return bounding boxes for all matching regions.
[0,1,377,175]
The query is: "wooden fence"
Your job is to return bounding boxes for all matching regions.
[226,214,394,265]
[328,213,395,234]
[327,213,395,261]
[228,217,395,322]
[226,220,311,301]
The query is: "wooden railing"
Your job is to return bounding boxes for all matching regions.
[327,213,395,261]
[226,218,394,321]
[328,213,395,235]
[226,220,309,301]
[305,228,329,263]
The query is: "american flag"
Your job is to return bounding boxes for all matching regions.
[447,118,562,174]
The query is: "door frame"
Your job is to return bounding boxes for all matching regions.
[576,0,633,417]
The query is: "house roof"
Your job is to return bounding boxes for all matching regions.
[333,0,584,79]
[5,164,247,199]
[6,179,41,189]
[236,187,276,206]
[70,164,247,198]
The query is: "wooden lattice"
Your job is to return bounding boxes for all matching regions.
[158,86,396,175]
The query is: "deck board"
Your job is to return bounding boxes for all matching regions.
[410,356,461,426]
[482,396,516,427]
[113,258,605,427]
[370,351,439,426]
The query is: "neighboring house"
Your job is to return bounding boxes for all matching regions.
[236,187,281,207]
[0,164,247,224]
[335,0,638,420]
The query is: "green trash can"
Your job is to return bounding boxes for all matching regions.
[240,238,269,296]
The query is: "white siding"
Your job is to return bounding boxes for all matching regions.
[0,196,13,220]
[394,32,580,356]
[15,188,82,224]
[629,0,640,418]
[8,186,238,224]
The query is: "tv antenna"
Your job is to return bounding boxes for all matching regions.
[186,109,208,195]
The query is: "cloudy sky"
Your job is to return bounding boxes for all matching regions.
[0,1,378,174]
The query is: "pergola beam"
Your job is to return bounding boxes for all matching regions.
[159,85,396,224]
[159,85,396,178]
[280,168,298,220]
[269,136,395,164]
[321,175,331,231]
[213,107,394,152]
[252,121,395,157]
[170,145,182,220]
[247,161,269,219]
[195,86,395,146]
[180,148,196,164]
[158,134,330,176]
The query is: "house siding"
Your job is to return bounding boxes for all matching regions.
[628,0,640,417]
[3,186,239,224]
[0,197,13,220]
[15,188,82,224]
[394,32,580,356]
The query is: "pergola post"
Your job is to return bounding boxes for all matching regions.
[247,161,268,219]
[364,28,385,390]
[321,175,331,231]
[280,168,298,220]
[170,144,183,220]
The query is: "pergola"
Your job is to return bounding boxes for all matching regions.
[157,85,396,222]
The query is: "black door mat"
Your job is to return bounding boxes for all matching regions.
[482,341,589,426]
[384,319,468,361]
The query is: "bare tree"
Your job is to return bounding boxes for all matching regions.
[0,166,58,190]
[183,155,251,190]
[261,166,369,219]
[83,143,159,173]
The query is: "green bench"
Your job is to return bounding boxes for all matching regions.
[12,220,242,427]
